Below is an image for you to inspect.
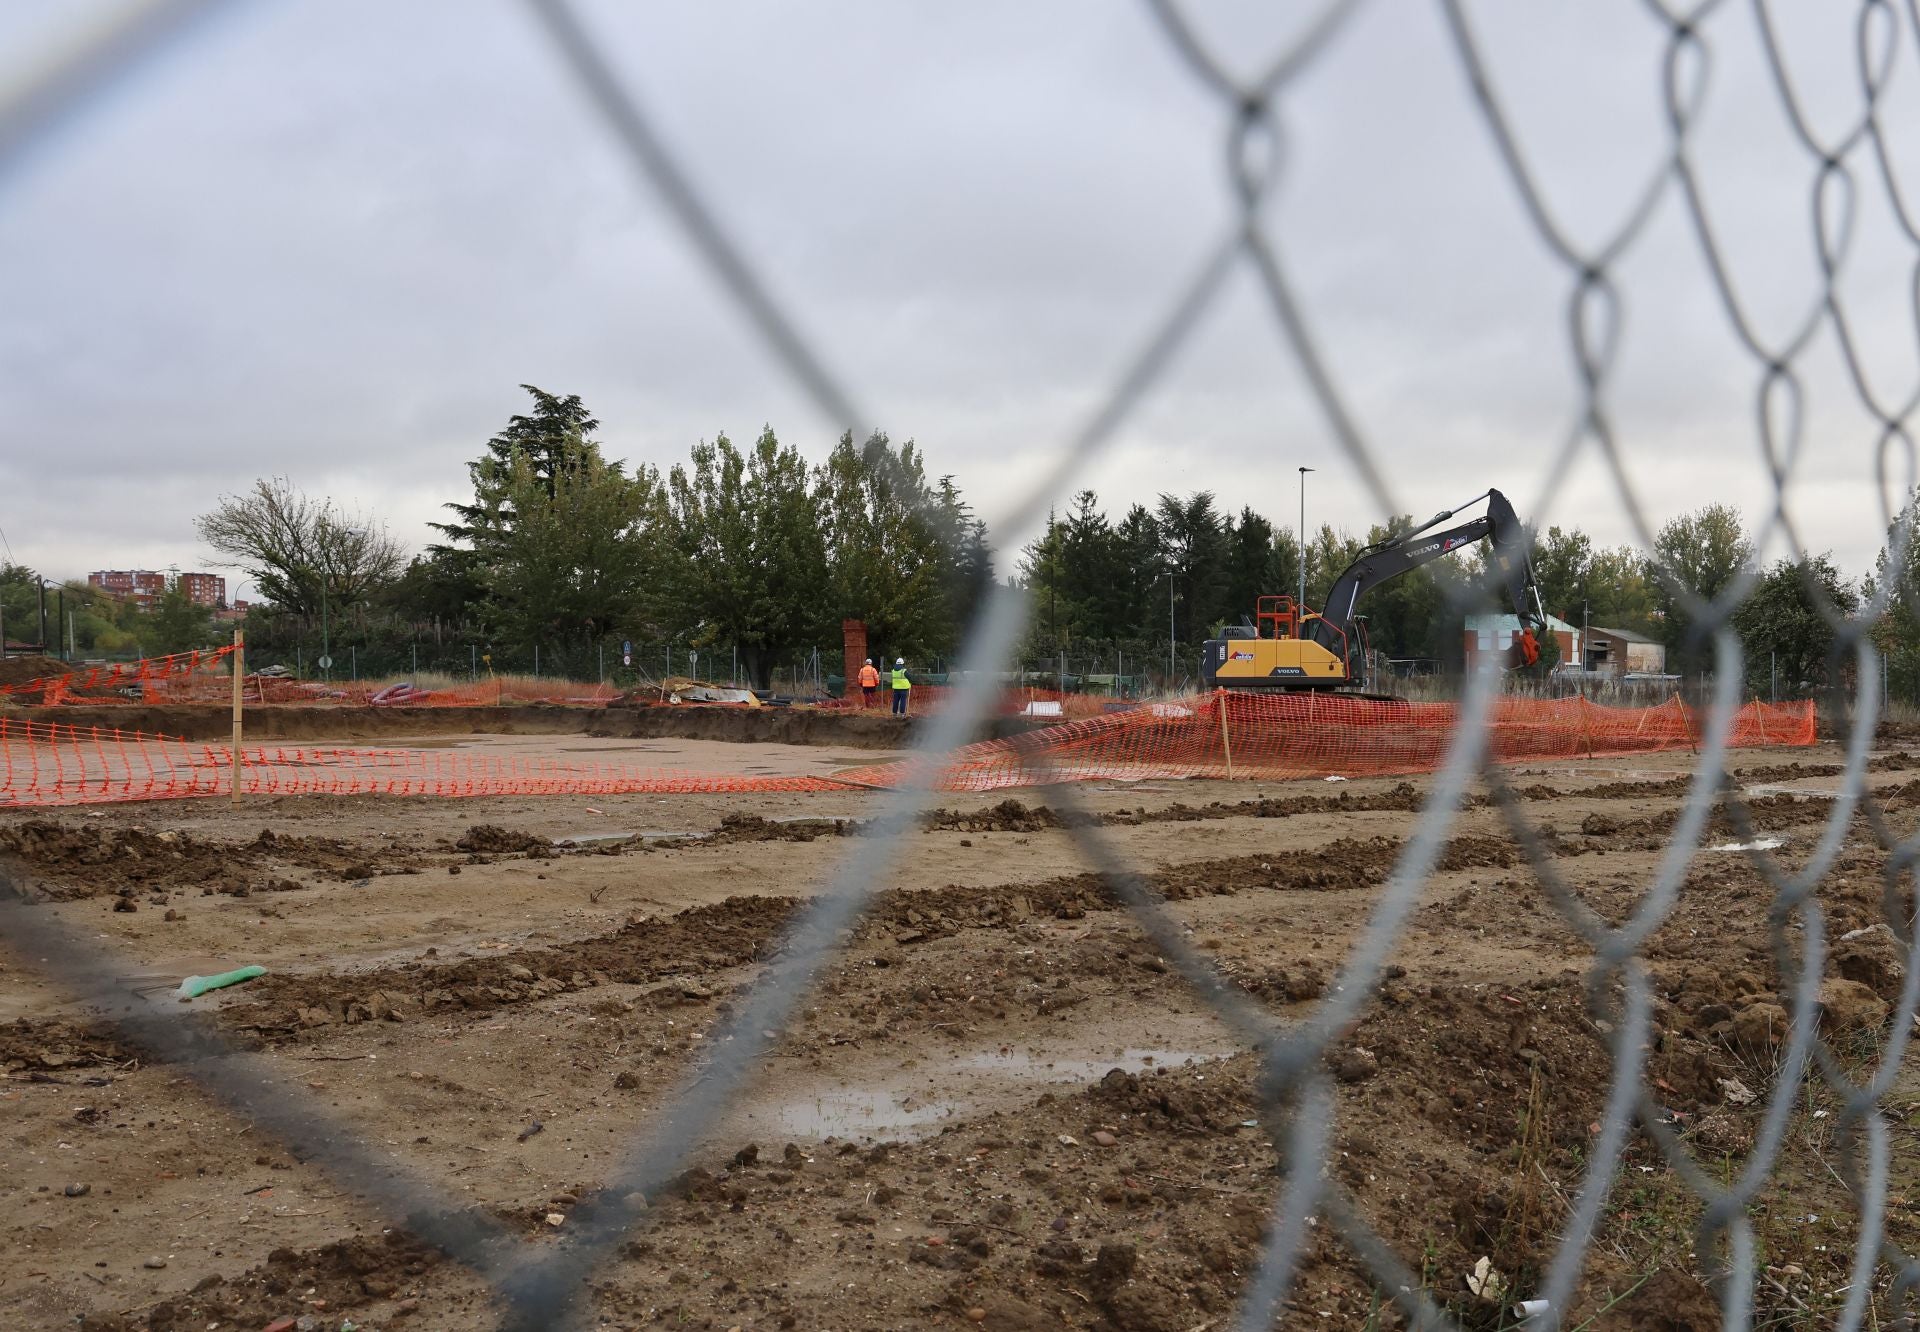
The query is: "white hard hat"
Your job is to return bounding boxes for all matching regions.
[864,658,872,665]
[895,658,904,666]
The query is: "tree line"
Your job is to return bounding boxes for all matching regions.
[4,382,1911,700]
[195,387,991,687]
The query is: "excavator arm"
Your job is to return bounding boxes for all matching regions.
[1303,488,1547,670]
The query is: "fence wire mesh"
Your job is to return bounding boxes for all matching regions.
[6,1,1920,1329]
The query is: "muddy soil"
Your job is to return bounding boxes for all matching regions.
[2,737,1915,1330]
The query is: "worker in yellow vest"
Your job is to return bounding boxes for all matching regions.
[857,658,880,708]
[890,657,911,715]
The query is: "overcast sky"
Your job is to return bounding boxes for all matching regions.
[5,1,1920,605]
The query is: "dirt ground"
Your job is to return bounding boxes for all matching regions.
[2,734,1916,1331]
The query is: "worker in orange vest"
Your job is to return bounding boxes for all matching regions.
[857,658,880,708]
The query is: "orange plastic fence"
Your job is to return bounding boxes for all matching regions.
[0,646,236,705]
[834,692,1819,791]
[0,692,1815,808]
[0,717,849,806]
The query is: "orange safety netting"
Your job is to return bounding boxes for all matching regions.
[0,692,1815,808]
[833,692,1819,791]
[0,717,849,806]
[0,646,236,705]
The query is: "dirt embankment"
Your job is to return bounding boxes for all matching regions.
[0,654,64,687]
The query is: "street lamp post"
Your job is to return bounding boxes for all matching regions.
[1298,466,1314,610]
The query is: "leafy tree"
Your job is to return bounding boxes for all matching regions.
[818,430,974,663]
[476,440,667,660]
[146,585,217,655]
[382,549,485,627]
[434,385,602,548]
[1653,504,1753,673]
[1532,526,1594,624]
[1872,494,1920,700]
[1584,546,1659,635]
[1731,555,1858,696]
[1221,508,1277,629]
[1114,504,1167,643]
[1305,523,1365,611]
[1156,492,1231,641]
[0,563,45,651]
[670,428,829,687]
[196,478,403,619]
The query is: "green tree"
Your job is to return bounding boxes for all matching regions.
[146,585,216,654]
[0,563,45,651]
[670,428,828,687]
[1156,492,1231,641]
[1221,507,1277,629]
[1872,495,1920,700]
[1731,555,1857,696]
[434,385,602,548]
[818,430,973,662]
[1305,522,1366,611]
[475,440,667,662]
[1584,545,1659,634]
[1653,504,1753,673]
[1115,504,1167,644]
[1532,526,1594,625]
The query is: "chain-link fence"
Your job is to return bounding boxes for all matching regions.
[7,1,1920,1328]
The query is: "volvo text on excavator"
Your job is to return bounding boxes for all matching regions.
[1201,488,1547,692]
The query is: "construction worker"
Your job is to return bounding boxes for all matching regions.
[890,656,911,715]
[858,657,880,708]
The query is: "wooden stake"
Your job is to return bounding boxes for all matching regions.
[230,629,244,805]
[1218,688,1235,780]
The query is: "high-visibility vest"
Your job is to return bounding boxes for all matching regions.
[858,665,879,688]
[891,667,911,690]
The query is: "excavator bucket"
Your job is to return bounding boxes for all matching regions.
[1508,628,1541,669]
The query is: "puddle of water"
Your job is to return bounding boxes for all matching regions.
[955,1046,1210,1082]
[1707,837,1786,852]
[1742,784,1839,799]
[748,1045,1229,1143]
[754,1089,962,1139]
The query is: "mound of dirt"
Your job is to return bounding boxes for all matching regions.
[454,824,553,855]
[923,799,1067,833]
[90,1231,448,1332]
[697,812,850,844]
[0,654,63,687]
[0,820,253,899]
[0,1017,129,1072]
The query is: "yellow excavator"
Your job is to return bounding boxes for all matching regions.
[1202,488,1546,692]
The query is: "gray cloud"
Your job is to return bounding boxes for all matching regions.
[4,1,1918,602]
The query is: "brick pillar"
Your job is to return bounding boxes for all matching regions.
[843,619,868,705]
